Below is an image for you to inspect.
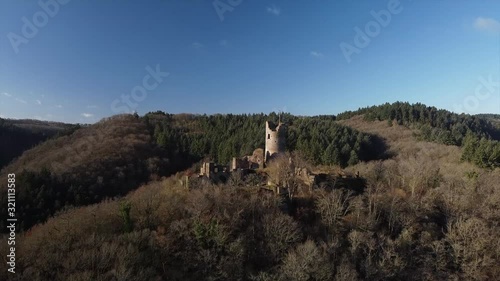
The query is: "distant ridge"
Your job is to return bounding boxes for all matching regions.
[0,117,76,169]
[336,101,500,145]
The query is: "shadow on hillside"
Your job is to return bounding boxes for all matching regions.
[366,133,395,161]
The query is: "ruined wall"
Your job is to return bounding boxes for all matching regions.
[231,157,249,171]
[200,162,215,176]
[200,161,230,183]
[231,149,264,170]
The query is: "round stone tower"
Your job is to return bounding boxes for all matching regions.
[265,120,286,164]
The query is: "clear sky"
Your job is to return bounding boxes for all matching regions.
[1,0,499,123]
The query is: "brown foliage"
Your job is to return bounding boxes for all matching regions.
[2,115,500,280]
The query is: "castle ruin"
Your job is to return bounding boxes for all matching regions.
[199,119,286,181]
[196,118,364,194]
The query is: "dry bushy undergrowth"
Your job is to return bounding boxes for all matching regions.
[340,115,500,280]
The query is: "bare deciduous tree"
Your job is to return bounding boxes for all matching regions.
[316,189,353,231]
[280,240,333,281]
[262,213,302,262]
[447,217,496,280]
[266,154,299,199]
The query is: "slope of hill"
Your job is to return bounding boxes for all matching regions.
[3,115,498,281]
[337,115,472,181]
[0,112,390,232]
[337,102,500,143]
[4,104,498,234]
[0,118,76,169]
[337,102,500,168]
[0,114,175,231]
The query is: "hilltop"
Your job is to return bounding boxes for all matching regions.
[3,102,500,232]
[0,111,387,232]
[2,107,498,281]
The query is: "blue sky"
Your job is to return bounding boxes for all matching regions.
[0,0,499,123]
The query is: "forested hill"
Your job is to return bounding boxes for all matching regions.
[0,112,388,232]
[0,115,175,231]
[336,102,500,168]
[336,102,500,145]
[0,118,77,169]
